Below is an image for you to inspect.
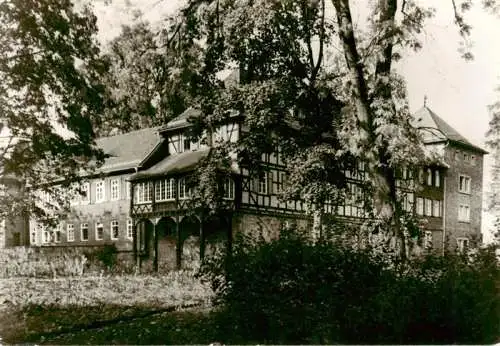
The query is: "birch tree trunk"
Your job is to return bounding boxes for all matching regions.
[331,0,406,259]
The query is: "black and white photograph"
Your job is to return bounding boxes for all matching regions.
[0,0,498,344]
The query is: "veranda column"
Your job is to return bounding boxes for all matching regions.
[152,219,158,272]
[175,177,181,269]
[199,213,205,261]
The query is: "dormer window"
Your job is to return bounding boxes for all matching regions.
[214,123,239,144]
[168,134,181,154]
[168,133,199,154]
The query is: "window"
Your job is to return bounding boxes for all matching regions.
[416,197,424,215]
[42,226,50,243]
[53,225,62,243]
[178,177,189,199]
[126,182,131,200]
[432,200,442,217]
[418,168,424,184]
[425,198,432,216]
[434,170,440,187]
[127,219,133,239]
[276,172,287,192]
[111,220,119,240]
[455,150,460,161]
[457,237,469,253]
[471,155,476,166]
[81,223,89,241]
[223,178,235,199]
[67,224,75,242]
[95,181,105,203]
[30,230,36,244]
[427,168,432,186]
[134,182,152,203]
[458,204,470,222]
[424,230,433,249]
[156,179,175,201]
[258,173,268,194]
[110,179,120,201]
[403,192,414,212]
[459,175,471,194]
[402,167,408,180]
[95,222,104,240]
[81,182,90,204]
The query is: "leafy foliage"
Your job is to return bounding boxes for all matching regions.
[488,87,500,242]
[95,21,198,136]
[0,0,107,220]
[1,270,212,310]
[200,230,500,344]
[167,0,355,221]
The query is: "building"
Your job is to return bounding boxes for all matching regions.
[414,105,487,252]
[28,105,486,268]
[29,127,162,252]
[0,174,29,247]
[0,119,30,248]
[125,104,486,270]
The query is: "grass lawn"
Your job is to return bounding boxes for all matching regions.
[1,304,225,344]
[0,271,218,344]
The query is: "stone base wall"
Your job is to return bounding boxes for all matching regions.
[0,245,136,277]
[232,212,311,241]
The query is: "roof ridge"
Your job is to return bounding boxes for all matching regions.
[414,106,487,154]
[96,126,162,141]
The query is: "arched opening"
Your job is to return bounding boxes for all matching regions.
[156,217,177,271]
[135,218,154,260]
[203,214,231,258]
[179,216,201,269]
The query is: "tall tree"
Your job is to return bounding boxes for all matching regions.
[161,0,432,256]
[0,0,107,220]
[487,87,500,243]
[116,0,497,257]
[96,21,197,135]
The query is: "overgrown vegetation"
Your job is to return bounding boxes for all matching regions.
[0,269,213,343]
[199,230,500,345]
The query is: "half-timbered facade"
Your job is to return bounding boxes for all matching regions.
[25,103,486,267]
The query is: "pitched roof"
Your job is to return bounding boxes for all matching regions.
[413,106,487,154]
[129,148,211,181]
[159,108,201,133]
[96,127,162,173]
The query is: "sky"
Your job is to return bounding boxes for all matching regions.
[92,0,499,242]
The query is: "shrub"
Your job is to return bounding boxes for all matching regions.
[0,247,88,278]
[200,229,500,344]
[94,244,118,269]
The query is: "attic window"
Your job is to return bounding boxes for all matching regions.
[183,137,190,151]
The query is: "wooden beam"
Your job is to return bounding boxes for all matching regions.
[176,214,181,270]
[153,222,158,272]
[132,220,138,268]
[199,215,205,261]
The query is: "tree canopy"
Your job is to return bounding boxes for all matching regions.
[95,20,197,136]
[0,0,107,219]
